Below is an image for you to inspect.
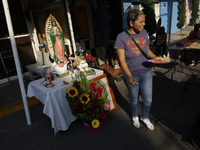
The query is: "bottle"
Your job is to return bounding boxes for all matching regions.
[45,67,54,84]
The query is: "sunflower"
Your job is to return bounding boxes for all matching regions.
[92,119,100,128]
[80,93,90,104]
[66,87,78,98]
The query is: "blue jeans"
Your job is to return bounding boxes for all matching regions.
[123,69,153,118]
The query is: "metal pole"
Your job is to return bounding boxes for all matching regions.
[167,0,173,57]
[65,0,76,54]
[2,0,31,125]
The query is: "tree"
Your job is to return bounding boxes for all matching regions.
[177,0,186,33]
[140,0,156,36]
[190,0,200,25]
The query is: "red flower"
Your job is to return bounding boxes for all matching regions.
[95,88,98,93]
[91,99,95,104]
[90,87,94,91]
[100,112,107,120]
[99,86,103,92]
[91,93,95,97]
[94,83,97,88]
[97,99,100,104]
[95,105,99,109]
[90,83,97,88]
[76,101,82,113]
[91,100,95,107]
[97,92,102,98]
[85,54,95,61]
[91,103,94,107]
[90,83,93,88]
[92,110,96,115]
[91,57,95,62]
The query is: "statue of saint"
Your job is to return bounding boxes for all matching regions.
[45,15,69,76]
[50,21,68,68]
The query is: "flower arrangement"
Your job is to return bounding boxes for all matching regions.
[85,54,98,68]
[66,72,110,128]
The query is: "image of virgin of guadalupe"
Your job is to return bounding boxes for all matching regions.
[50,21,68,68]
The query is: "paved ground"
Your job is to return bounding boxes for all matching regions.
[0,26,200,150]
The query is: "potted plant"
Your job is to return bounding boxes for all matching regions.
[85,54,98,68]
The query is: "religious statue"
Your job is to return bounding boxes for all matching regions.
[111,51,120,69]
[45,14,69,77]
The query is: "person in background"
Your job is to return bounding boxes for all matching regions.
[188,24,200,40]
[188,24,200,66]
[156,26,167,57]
[189,51,200,66]
[179,24,200,66]
[114,5,157,130]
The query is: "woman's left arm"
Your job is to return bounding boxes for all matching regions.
[147,46,157,59]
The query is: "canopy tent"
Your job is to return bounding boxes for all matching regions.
[2,0,76,125]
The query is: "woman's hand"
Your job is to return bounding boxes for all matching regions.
[152,55,157,59]
[128,76,138,87]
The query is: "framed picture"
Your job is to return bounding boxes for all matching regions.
[92,73,118,115]
[95,46,106,66]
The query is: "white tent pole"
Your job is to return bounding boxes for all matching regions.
[2,0,31,125]
[167,0,173,57]
[65,0,76,54]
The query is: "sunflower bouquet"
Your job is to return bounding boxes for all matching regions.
[66,72,110,128]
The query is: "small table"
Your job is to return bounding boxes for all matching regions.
[168,45,200,79]
[168,45,185,70]
[168,45,186,79]
[27,68,104,135]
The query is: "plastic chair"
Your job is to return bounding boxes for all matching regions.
[0,50,25,83]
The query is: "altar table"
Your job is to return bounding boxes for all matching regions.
[27,68,104,135]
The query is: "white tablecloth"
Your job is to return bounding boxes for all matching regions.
[27,68,104,135]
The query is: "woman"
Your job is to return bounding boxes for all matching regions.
[50,21,68,68]
[114,6,157,130]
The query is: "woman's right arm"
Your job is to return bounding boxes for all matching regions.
[116,49,137,87]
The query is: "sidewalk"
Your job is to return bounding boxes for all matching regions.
[0,26,200,150]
